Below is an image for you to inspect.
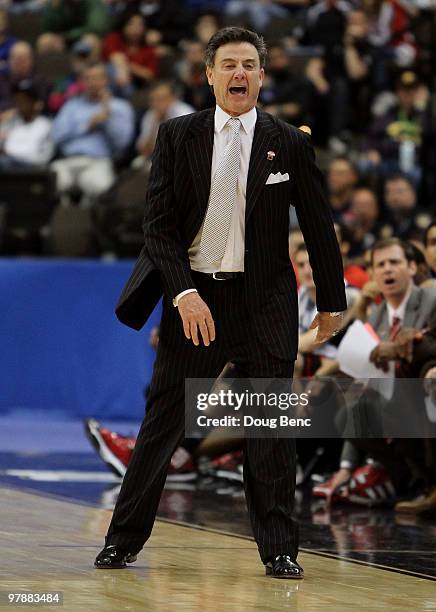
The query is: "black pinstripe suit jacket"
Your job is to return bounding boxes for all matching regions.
[115,107,347,359]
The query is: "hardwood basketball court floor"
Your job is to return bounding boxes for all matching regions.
[0,414,435,611]
[1,484,435,612]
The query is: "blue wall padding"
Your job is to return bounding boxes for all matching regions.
[0,259,161,419]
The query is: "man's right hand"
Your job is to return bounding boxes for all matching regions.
[89,96,111,130]
[89,108,110,130]
[177,292,215,347]
[361,280,382,302]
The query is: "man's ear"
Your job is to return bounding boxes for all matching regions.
[259,67,264,88]
[206,65,213,86]
[410,260,418,277]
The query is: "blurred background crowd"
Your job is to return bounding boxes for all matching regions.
[0,0,435,257]
[0,0,435,516]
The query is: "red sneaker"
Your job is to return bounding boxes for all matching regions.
[312,474,350,501]
[209,451,243,483]
[312,464,396,507]
[84,418,135,478]
[167,447,197,482]
[347,463,396,506]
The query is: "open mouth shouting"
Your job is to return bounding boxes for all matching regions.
[383,277,396,288]
[229,85,248,97]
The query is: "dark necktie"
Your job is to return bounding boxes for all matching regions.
[389,315,401,341]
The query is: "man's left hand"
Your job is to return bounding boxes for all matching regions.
[309,312,344,344]
[369,342,396,372]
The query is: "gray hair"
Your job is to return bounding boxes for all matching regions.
[204,26,267,68]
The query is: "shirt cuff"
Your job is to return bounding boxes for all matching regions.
[172,288,198,307]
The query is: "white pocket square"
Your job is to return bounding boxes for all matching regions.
[265,172,290,185]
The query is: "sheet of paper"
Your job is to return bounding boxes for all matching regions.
[337,320,395,381]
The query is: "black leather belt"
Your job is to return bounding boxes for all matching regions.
[197,271,244,280]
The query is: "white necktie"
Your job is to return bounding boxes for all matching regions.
[200,117,241,263]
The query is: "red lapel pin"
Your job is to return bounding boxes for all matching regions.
[267,151,275,161]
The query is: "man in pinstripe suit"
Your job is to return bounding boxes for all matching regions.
[95,27,347,579]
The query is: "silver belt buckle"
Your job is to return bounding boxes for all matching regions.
[212,272,226,280]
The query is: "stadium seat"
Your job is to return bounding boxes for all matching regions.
[0,168,58,254]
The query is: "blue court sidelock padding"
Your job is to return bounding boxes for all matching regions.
[0,258,161,420]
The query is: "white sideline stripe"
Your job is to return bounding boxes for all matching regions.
[1,470,120,482]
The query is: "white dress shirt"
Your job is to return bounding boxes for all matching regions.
[4,116,54,165]
[386,283,413,328]
[174,105,257,306]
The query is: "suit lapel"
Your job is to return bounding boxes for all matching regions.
[375,304,389,340]
[246,108,281,222]
[403,287,421,327]
[185,109,214,219]
[185,108,280,223]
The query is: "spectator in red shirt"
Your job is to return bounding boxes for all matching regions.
[103,11,158,92]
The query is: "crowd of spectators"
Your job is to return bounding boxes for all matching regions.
[0,1,435,514]
[0,0,434,256]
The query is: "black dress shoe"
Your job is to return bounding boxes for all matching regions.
[265,555,304,579]
[94,545,137,569]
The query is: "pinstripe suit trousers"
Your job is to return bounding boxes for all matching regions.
[106,273,299,563]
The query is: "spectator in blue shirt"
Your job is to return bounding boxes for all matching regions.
[51,62,135,208]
